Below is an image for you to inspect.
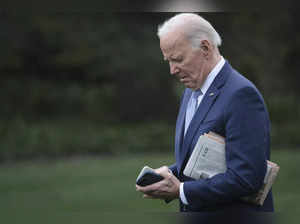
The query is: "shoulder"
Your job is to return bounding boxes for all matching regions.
[222,65,263,102]
[216,61,260,97]
[220,65,267,112]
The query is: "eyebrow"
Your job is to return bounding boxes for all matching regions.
[164,54,181,61]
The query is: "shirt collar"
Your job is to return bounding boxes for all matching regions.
[200,56,225,96]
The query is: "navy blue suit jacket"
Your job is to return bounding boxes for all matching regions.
[169,61,273,212]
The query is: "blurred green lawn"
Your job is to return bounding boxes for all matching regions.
[0,150,298,223]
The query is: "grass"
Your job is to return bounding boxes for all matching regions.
[0,150,299,223]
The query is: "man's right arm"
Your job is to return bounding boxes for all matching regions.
[164,165,189,204]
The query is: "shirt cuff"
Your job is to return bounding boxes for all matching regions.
[179,183,189,205]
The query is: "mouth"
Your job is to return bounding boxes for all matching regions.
[180,76,188,83]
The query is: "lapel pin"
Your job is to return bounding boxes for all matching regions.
[209,92,214,96]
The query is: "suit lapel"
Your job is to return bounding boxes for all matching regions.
[177,61,232,172]
[175,89,192,173]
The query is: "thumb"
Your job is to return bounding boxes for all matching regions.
[155,166,171,178]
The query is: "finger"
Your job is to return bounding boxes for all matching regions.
[158,170,172,179]
[143,194,156,199]
[155,166,169,175]
[136,185,142,191]
[136,184,156,192]
[136,181,162,193]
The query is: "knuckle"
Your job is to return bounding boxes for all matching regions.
[162,166,169,171]
[165,173,172,180]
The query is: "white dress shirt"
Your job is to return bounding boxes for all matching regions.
[180,56,225,205]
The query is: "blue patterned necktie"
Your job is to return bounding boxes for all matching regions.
[185,90,203,135]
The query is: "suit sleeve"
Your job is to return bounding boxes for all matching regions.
[183,86,269,208]
[169,163,178,178]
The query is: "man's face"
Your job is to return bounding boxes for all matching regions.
[160,31,208,90]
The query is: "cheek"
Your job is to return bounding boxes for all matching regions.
[187,68,198,80]
[180,63,194,76]
[183,61,198,74]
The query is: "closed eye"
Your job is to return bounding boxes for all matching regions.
[170,57,183,63]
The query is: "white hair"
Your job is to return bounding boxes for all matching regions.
[157,13,222,48]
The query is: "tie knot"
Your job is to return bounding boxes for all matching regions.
[192,89,202,100]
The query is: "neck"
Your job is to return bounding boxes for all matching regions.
[204,53,221,78]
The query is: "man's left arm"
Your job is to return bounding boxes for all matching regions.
[183,86,269,207]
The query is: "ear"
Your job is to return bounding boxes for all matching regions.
[200,40,211,58]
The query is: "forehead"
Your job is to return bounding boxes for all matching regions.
[160,31,191,56]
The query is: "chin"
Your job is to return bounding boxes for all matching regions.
[184,84,195,89]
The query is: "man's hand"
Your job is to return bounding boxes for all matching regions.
[136,166,181,201]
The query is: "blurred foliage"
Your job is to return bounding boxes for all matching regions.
[0,119,174,162]
[0,13,299,161]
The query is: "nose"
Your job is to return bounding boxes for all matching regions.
[169,62,179,75]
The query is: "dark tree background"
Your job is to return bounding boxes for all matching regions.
[0,13,299,161]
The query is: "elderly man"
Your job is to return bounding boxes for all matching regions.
[136,13,273,213]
